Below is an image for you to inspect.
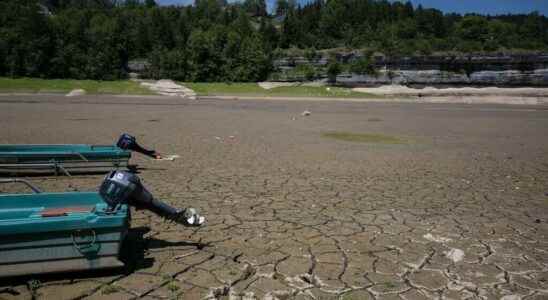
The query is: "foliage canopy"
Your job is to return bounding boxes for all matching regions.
[0,0,546,81]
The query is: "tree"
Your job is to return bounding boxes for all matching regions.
[145,0,156,8]
[415,7,445,37]
[194,0,223,24]
[295,64,316,80]
[403,1,414,18]
[259,18,279,52]
[84,13,128,79]
[1,0,548,82]
[320,0,346,42]
[455,15,489,41]
[233,9,253,36]
[304,48,319,62]
[122,0,140,8]
[350,55,375,76]
[0,0,53,77]
[394,19,418,40]
[326,54,341,83]
[275,0,295,17]
[146,48,188,80]
[521,12,544,39]
[230,35,270,81]
[243,0,266,17]
[148,7,175,49]
[279,7,300,48]
[518,12,546,49]
[187,28,226,81]
[486,19,517,49]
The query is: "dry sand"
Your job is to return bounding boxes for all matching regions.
[353,84,548,97]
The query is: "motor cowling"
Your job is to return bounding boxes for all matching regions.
[116,133,160,159]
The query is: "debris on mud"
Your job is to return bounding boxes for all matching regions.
[301,110,311,116]
[501,295,521,300]
[154,154,180,161]
[423,233,452,243]
[445,248,465,263]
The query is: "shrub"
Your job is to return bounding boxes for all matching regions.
[327,61,342,83]
[349,57,376,75]
[295,64,316,81]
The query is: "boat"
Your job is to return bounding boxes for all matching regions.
[0,179,130,278]
[0,144,131,175]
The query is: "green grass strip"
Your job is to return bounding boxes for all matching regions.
[184,82,377,98]
[0,77,154,95]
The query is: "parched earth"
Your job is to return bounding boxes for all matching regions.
[0,95,547,299]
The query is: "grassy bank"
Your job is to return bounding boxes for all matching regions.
[0,78,153,95]
[184,82,377,98]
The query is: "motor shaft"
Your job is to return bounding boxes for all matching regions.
[99,171,204,226]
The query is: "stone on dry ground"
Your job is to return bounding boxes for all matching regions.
[258,82,299,90]
[258,81,326,90]
[0,95,547,300]
[65,89,86,97]
[140,79,196,99]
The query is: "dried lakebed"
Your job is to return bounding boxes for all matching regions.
[0,95,547,299]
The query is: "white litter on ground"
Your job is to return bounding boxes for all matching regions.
[445,248,465,263]
[501,295,521,300]
[423,233,452,243]
[154,154,180,161]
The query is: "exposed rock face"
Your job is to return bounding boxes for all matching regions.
[469,69,548,85]
[140,80,196,99]
[127,60,150,73]
[274,53,548,86]
[336,69,548,86]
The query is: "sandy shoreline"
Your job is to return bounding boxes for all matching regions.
[352,84,548,97]
[1,90,548,106]
[200,95,548,105]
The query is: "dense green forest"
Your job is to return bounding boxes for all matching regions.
[1,0,547,81]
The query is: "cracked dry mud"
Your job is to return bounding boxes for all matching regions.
[0,95,547,300]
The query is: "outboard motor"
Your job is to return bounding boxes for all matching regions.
[99,171,204,226]
[117,133,161,159]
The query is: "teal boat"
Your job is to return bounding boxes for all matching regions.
[0,144,131,175]
[0,179,130,278]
